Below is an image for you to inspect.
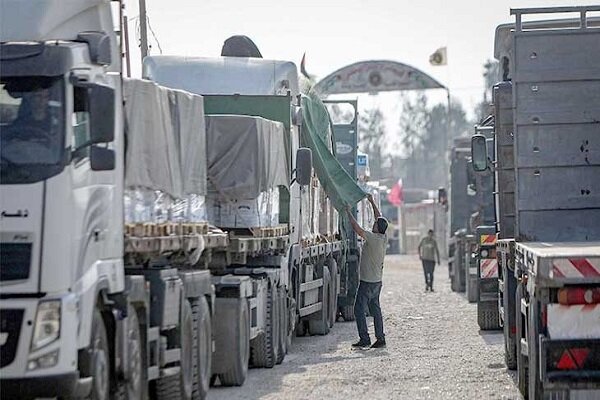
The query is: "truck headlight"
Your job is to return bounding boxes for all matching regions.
[31,300,61,351]
[480,249,489,258]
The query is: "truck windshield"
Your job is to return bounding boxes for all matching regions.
[0,76,66,184]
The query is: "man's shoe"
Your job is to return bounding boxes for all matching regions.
[425,286,430,292]
[370,339,386,349]
[430,287,435,292]
[352,340,371,348]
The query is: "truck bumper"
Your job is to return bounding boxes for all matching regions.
[1,372,91,399]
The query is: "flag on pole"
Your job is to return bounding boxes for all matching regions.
[387,179,404,207]
[429,47,447,66]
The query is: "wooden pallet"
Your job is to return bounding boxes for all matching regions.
[124,222,209,237]
[227,225,289,238]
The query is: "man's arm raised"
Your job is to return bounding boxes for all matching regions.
[367,193,381,219]
[346,205,366,239]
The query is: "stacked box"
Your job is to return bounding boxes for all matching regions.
[124,189,207,225]
[206,189,279,229]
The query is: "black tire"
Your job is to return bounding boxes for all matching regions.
[516,282,529,398]
[450,261,460,292]
[251,284,279,368]
[155,299,193,400]
[504,333,518,371]
[276,287,288,365]
[467,276,479,303]
[191,297,212,400]
[218,299,250,386]
[81,308,110,400]
[328,260,338,329]
[122,305,144,400]
[340,304,355,322]
[308,267,331,335]
[477,301,501,330]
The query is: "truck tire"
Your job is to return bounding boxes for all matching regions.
[466,276,479,303]
[327,260,338,329]
[155,299,193,400]
[191,297,211,400]
[308,267,331,336]
[516,282,529,398]
[340,305,355,322]
[119,304,144,400]
[251,284,279,368]
[81,308,110,400]
[477,301,500,331]
[218,299,250,386]
[276,287,288,365]
[504,333,517,371]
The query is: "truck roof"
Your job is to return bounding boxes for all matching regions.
[516,242,600,258]
[494,16,600,61]
[143,55,300,97]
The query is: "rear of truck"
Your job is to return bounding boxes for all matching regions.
[448,138,476,294]
[508,6,600,398]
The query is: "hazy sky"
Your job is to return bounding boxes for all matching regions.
[123,0,595,140]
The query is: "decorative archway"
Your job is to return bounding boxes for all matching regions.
[313,60,446,96]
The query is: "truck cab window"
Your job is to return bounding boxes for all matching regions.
[73,86,90,155]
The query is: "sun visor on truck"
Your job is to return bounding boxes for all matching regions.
[205,115,288,200]
[300,93,366,210]
[123,78,207,198]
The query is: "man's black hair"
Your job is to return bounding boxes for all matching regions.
[376,217,388,235]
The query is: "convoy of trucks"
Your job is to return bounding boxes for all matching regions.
[1,1,599,400]
[469,6,600,399]
[0,1,364,399]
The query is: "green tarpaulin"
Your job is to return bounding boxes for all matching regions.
[301,92,366,210]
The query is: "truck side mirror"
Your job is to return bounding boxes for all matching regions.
[89,84,115,143]
[296,147,313,186]
[74,82,115,144]
[90,146,115,171]
[471,134,488,172]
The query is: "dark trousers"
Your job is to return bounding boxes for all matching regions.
[354,281,385,342]
[422,259,436,288]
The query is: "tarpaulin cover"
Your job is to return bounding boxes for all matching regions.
[301,92,366,210]
[205,115,288,199]
[123,78,206,198]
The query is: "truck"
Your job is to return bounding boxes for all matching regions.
[471,117,501,330]
[473,6,600,398]
[0,1,357,399]
[448,137,477,295]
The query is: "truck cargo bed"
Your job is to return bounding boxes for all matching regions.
[516,242,600,285]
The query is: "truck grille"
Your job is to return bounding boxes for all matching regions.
[0,243,32,281]
[0,309,24,368]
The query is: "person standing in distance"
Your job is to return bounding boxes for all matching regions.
[418,229,440,292]
[345,194,388,349]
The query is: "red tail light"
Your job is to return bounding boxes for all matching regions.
[558,287,600,305]
[556,348,590,370]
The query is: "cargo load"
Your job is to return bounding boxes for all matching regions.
[204,114,288,228]
[122,78,208,225]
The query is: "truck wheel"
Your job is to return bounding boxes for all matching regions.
[477,301,500,330]
[120,304,144,400]
[82,308,110,400]
[308,267,331,335]
[218,299,250,386]
[276,287,288,365]
[467,276,479,303]
[516,282,529,398]
[340,305,355,322]
[155,300,193,400]
[504,333,517,371]
[327,260,338,329]
[251,284,279,368]
[191,297,212,400]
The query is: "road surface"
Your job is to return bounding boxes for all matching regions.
[208,255,522,400]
